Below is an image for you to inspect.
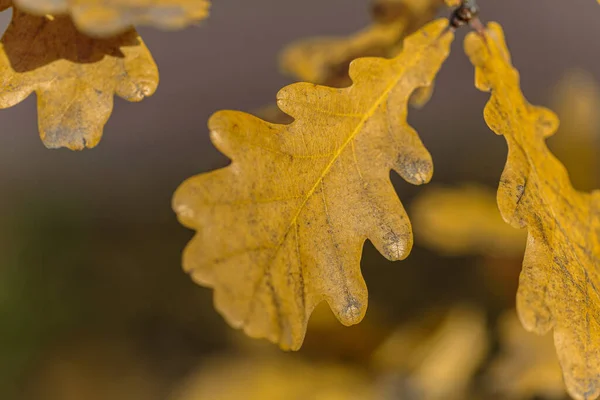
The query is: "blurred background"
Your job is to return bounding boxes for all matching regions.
[0,0,599,399]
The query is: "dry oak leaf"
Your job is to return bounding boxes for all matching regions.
[279,0,443,87]
[12,0,210,37]
[466,23,600,400]
[269,0,440,125]
[0,1,158,149]
[173,19,454,350]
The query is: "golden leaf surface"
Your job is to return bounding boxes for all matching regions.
[173,19,454,350]
[0,1,158,149]
[411,185,526,257]
[465,23,600,400]
[12,0,210,37]
[279,0,443,87]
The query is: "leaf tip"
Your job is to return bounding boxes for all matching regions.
[396,152,434,186]
[333,297,366,327]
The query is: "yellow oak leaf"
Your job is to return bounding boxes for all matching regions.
[173,19,454,350]
[411,185,526,257]
[0,1,158,150]
[12,0,210,37]
[279,0,443,87]
[465,22,600,400]
[269,0,439,125]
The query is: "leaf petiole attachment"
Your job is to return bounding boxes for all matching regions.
[449,0,485,34]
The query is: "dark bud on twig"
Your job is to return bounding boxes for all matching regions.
[450,0,480,29]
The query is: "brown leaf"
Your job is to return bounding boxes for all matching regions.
[173,20,454,350]
[465,22,600,400]
[12,0,210,37]
[0,1,158,149]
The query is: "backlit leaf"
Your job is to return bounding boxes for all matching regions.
[465,22,600,400]
[12,0,210,37]
[0,1,158,149]
[173,19,454,350]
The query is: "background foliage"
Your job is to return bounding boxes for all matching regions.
[1,1,600,399]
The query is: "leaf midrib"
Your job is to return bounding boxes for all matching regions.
[273,40,436,264]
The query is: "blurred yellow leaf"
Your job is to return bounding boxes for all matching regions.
[466,22,600,400]
[488,311,565,400]
[173,20,454,350]
[279,0,443,87]
[170,355,376,400]
[0,1,158,149]
[444,0,461,6]
[551,70,600,191]
[253,103,294,125]
[269,0,439,123]
[372,305,488,400]
[12,0,210,37]
[411,185,526,256]
[22,336,164,400]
